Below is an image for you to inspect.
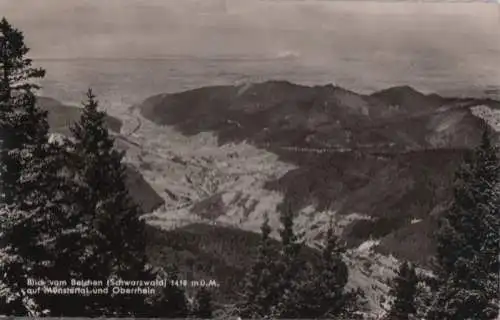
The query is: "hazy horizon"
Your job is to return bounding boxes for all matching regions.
[1,0,499,107]
[1,1,498,59]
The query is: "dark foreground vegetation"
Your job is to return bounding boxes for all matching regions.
[0,18,498,319]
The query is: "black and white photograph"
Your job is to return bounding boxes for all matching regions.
[0,0,499,318]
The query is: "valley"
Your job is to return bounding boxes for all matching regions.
[62,80,499,317]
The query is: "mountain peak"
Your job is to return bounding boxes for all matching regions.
[371,85,425,98]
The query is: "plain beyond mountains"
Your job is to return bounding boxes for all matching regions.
[0,0,499,111]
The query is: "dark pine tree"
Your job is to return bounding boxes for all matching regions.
[302,218,364,319]
[270,203,309,319]
[0,17,46,205]
[192,287,214,319]
[68,89,188,316]
[32,138,99,317]
[427,127,500,320]
[386,261,418,320]
[0,17,75,316]
[239,212,278,318]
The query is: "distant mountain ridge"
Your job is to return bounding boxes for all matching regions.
[137,81,500,267]
[139,81,498,152]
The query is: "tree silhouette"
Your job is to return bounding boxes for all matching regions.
[428,127,500,320]
[386,261,418,320]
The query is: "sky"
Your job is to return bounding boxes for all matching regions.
[0,0,498,62]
